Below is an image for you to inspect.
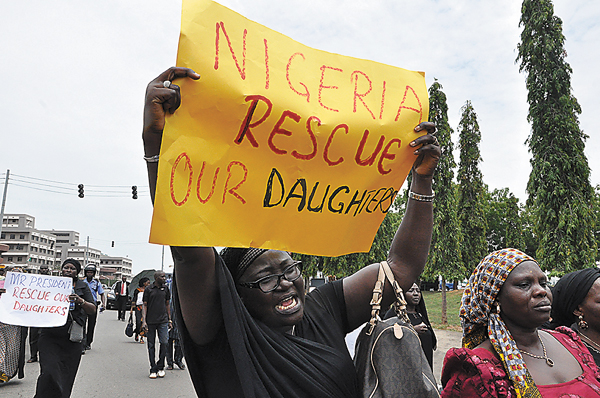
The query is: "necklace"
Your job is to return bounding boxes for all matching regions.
[578,331,600,354]
[518,331,554,367]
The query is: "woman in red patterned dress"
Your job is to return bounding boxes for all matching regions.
[441,248,600,398]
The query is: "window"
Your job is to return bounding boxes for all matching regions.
[10,234,15,239]
[0,234,4,239]
[20,235,25,239]
[17,257,22,262]
[8,257,12,261]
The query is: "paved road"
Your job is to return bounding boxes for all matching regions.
[0,312,196,398]
[2,313,462,397]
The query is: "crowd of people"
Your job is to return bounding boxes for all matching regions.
[2,64,600,397]
[0,261,186,397]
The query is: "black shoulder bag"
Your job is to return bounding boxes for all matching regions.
[354,261,440,398]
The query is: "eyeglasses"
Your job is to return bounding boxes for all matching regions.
[239,261,303,293]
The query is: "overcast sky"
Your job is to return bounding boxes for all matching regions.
[1,0,598,275]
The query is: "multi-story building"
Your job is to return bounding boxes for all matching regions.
[42,230,102,268]
[99,255,133,281]
[1,214,134,277]
[0,214,58,272]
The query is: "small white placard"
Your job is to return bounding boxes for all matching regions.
[0,271,72,327]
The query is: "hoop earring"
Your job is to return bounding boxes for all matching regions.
[495,302,501,314]
[579,315,589,330]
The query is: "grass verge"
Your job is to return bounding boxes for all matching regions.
[422,290,463,331]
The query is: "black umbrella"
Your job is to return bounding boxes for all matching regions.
[128,269,158,297]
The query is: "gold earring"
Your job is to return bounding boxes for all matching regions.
[579,315,589,330]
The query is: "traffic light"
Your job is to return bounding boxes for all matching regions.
[132,185,138,199]
[78,184,84,198]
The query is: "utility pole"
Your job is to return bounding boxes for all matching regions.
[0,169,10,236]
[84,235,89,265]
[161,245,164,271]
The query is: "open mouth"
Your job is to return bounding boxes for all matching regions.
[275,295,300,314]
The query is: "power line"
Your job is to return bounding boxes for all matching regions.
[0,172,149,197]
[9,182,74,195]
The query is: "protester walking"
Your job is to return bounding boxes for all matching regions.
[130,277,150,343]
[113,275,130,321]
[142,271,171,379]
[82,264,106,351]
[33,259,96,398]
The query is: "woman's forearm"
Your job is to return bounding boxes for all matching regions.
[387,172,434,290]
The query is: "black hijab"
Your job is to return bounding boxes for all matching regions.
[550,268,600,328]
[173,249,357,398]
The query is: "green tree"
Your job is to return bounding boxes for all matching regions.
[520,203,539,257]
[518,0,596,274]
[485,188,525,253]
[424,80,463,324]
[457,100,488,273]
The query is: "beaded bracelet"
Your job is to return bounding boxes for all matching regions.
[408,190,435,202]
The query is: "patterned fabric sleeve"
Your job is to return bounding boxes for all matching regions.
[441,347,516,398]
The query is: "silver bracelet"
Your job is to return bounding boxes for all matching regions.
[144,155,160,163]
[408,190,435,202]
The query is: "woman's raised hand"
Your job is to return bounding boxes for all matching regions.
[143,67,200,137]
[409,122,440,177]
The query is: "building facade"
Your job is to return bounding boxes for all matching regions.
[0,214,58,272]
[42,229,102,268]
[1,214,133,279]
[99,256,133,281]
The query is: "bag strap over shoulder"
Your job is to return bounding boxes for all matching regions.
[366,261,410,335]
[366,264,387,335]
[380,261,410,323]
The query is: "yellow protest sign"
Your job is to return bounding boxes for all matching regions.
[150,0,429,256]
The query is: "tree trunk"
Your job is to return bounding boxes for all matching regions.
[441,276,448,325]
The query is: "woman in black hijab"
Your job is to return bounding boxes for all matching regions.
[34,259,96,398]
[550,268,600,365]
[143,67,441,398]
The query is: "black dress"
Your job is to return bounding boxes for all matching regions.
[407,311,436,369]
[34,280,94,398]
[173,252,359,398]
